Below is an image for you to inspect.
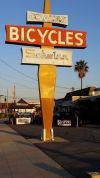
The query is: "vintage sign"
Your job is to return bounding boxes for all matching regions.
[27,11,68,26]
[6,25,86,48]
[5,0,87,142]
[22,48,72,66]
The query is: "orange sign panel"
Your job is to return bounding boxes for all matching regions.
[6,25,86,48]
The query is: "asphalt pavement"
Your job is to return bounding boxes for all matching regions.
[0,118,100,178]
[9,123,100,178]
[0,120,74,178]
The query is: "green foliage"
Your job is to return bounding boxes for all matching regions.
[74,59,89,89]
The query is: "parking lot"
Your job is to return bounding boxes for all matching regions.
[10,124,100,178]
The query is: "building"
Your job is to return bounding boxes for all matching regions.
[8,98,40,113]
[55,87,100,124]
[0,98,40,118]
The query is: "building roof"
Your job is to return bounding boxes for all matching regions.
[8,98,35,110]
[64,87,96,100]
[9,103,34,109]
[17,98,28,105]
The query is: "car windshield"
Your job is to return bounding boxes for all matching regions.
[15,112,32,118]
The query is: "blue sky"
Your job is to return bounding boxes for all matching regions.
[0,0,100,101]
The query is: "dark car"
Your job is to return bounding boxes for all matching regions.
[53,111,76,127]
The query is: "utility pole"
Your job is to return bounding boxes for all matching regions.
[6,89,8,118]
[4,89,9,118]
[0,95,4,113]
[13,85,16,114]
[13,85,16,103]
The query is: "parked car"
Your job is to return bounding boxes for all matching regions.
[9,112,33,125]
[53,111,76,127]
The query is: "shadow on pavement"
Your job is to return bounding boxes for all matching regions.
[34,162,71,177]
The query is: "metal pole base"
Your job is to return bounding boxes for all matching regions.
[41,128,54,142]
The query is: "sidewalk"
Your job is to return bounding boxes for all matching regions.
[0,123,74,178]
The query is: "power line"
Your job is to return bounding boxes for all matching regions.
[56,85,74,89]
[0,76,38,90]
[0,58,37,82]
[0,57,76,90]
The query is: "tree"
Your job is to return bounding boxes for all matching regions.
[74,60,89,89]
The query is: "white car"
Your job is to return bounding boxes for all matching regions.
[15,112,32,125]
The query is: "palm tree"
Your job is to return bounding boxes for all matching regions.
[74,60,89,89]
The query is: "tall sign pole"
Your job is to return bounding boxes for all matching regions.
[5,0,86,142]
[39,0,56,141]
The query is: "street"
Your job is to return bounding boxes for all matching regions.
[9,124,100,178]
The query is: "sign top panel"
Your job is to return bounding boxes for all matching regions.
[27,11,68,26]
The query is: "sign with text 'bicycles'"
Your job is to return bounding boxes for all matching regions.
[6,25,86,48]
